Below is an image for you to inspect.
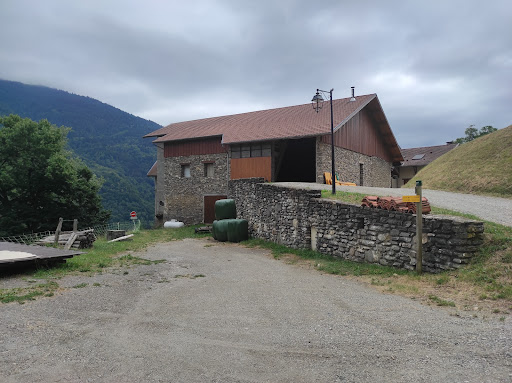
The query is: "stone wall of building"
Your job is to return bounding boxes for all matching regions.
[164,153,229,224]
[229,178,484,273]
[316,141,392,187]
[153,144,166,227]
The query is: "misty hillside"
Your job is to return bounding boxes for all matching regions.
[0,79,161,224]
[405,125,512,198]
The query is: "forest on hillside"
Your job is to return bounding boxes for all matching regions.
[0,79,160,225]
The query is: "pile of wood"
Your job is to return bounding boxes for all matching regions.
[35,229,97,249]
[361,196,431,215]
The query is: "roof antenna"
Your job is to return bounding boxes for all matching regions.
[350,86,356,102]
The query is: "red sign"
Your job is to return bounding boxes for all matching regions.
[130,211,137,218]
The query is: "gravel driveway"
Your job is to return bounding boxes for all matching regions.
[1,238,511,382]
[274,182,512,227]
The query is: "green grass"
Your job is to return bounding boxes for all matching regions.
[404,125,512,198]
[321,189,369,204]
[429,295,456,307]
[0,226,211,304]
[0,281,59,304]
[243,238,409,277]
[25,226,210,280]
[247,190,512,306]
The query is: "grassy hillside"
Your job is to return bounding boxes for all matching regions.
[405,125,512,198]
[0,79,160,224]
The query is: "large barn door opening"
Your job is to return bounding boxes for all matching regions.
[275,138,316,182]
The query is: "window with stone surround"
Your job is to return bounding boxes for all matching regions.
[181,163,191,178]
[204,162,214,177]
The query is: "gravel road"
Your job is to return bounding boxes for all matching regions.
[1,238,511,382]
[274,182,512,227]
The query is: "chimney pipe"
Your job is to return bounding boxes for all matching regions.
[350,86,356,101]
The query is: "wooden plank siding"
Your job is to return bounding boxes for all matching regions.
[321,107,393,163]
[164,137,226,158]
[230,157,272,181]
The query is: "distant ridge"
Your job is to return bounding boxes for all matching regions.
[0,79,161,223]
[405,125,512,198]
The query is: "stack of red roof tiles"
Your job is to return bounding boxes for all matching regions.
[361,196,431,214]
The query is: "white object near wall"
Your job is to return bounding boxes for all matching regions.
[164,219,185,228]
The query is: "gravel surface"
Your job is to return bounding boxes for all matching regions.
[1,238,511,382]
[274,182,512,227]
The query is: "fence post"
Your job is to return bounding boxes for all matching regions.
[415,181,423,274]
[54,218,63,246]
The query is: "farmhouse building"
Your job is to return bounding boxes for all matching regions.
[145,93,403,225]
[395,142,458,186]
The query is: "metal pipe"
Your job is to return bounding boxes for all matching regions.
[330,89,335,195]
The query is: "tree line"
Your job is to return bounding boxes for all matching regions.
[0,115,110,236]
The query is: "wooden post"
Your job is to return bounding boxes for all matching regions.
[415,181,423,274]
[54,217,63,246]
[73,219,78,232]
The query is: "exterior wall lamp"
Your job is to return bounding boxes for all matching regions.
[312,88,335,195]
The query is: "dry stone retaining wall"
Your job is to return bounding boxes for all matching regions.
[229,178,484,273]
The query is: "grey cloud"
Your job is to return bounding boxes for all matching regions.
[0,0,510,148]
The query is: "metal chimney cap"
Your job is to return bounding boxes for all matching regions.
[350,86,356,101]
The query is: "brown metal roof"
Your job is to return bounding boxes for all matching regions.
[145,94,377,144]
[147,161,157,177]
[144,93,403,163]
[401,143,459,167]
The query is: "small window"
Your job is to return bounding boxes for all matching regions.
[412,154,425,160]
[204,163,214,177]
[262,143,271,157]
[241,145,251,158]
[181,164,191,178]
[251,144,262,157]
[231,145,241,159]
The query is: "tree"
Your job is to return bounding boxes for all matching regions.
[0,115,110,236]
[455,125,497,144]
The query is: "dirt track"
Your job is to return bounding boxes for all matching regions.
[1,238,511,382]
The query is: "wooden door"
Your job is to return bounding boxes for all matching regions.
[204,195,227,223]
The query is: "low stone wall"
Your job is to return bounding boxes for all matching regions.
[229,178,484,273]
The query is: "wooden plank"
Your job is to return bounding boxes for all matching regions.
[54,218,63,246]
[0,242,83,264]
[108,234,134,243]
[64,233,78,250]
[230,157,271,181]
[164,137,225,157]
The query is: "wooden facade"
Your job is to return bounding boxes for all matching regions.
[164,137,225,158]
[230,157,272,182]
[321,106,393,163]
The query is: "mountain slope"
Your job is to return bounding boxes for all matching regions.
[404,125,512,198]
[0,79,160,224]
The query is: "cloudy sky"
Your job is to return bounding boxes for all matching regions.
[1,0,510,147]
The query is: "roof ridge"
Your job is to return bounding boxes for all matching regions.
[402,143,458,151]
[161,93,377,127]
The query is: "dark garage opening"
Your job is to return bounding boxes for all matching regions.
[275,138,316,182]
